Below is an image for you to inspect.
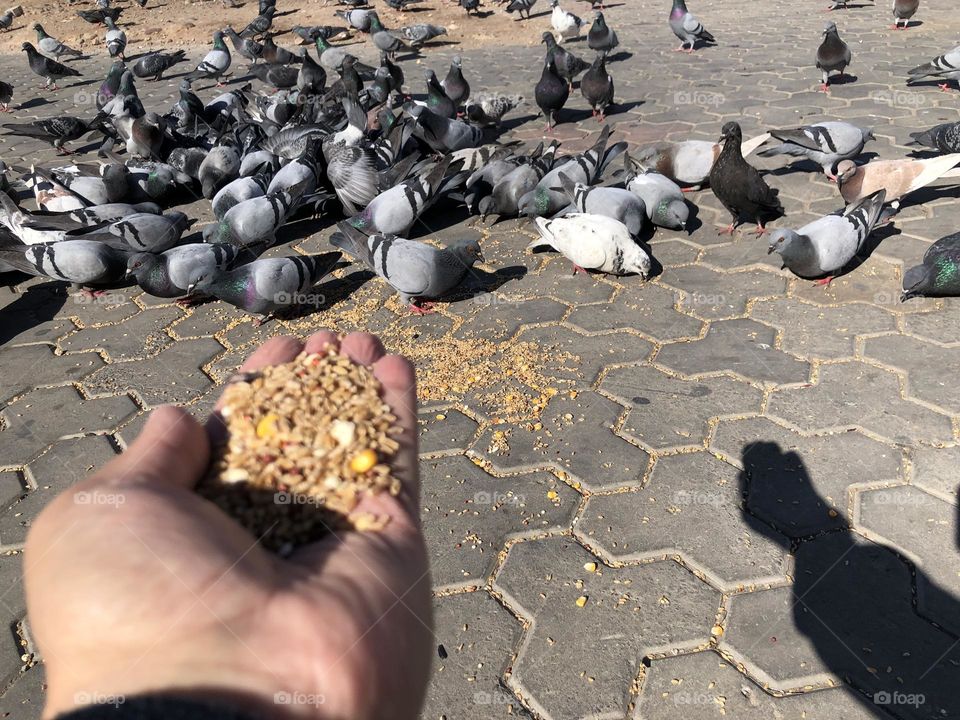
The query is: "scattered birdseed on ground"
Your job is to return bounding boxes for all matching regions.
[198,349,402,553]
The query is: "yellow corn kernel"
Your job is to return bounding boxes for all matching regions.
[575,595,588,608]
[350,449,378,473]
[256,413,280,438]
[583,562,597,573]
[547,490,558,500]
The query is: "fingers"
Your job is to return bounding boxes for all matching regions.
[87,405,210,491]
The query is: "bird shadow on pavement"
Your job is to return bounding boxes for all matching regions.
[906,79,957,92]
[498,113,539,132]
[435,264,529,307]
[293,267,375,318]
[738,441,960,719]
[765,152,880,178]
[837,221,901,275]
[827,73,858,86]
[0,280,66,347]
[606,51,632,63]
[17,97,55,111]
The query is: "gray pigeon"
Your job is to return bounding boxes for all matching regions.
[345,158,460,236]
[907,45,960,91]
[132,50,188,81]
[406,103,483,152]
[892,0,919,30]
[396,23,447,48]
[10,201,161,231]
[186,31,231,85]
[465,93,523,127]
[104,17,126,59]
[767,189,887,282]
[909,121,960,154]
[186,252,342,321]
[554,171,645,237]
[816,21,851,93]
[199,145,241,199]
[369,13,410,59]
[127,243,239,299]
[22,41,81,90]
[0,237,130,286]
[212,174,271,220]
[519,126,626,217]
[75,211,195,253]
[203,184,306,247]
[758,121,874,178]
[224,26,263,63]
[33,23,82,60]
[623,157,689,230]
[668,0,715,52]
[331,221,483,313]
[482,142,559,219]
[587,12,618,56]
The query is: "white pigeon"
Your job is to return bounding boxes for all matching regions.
[767,189,888,282]
[529,213,650,277]
[550,0,583,42]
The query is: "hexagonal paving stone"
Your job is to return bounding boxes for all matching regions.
[454,298,567,342]
[0,345,105,404]
[473,391,650,491]
[0,387,135,466]
[858,486,960,636]
[421,455,577,588]
[58,306,182,361]
[494,537,719,720]
[656,319,810,386]
[766,361,953,444]
[422,591,530,719]
[750,297,896,360]
[658,265,786,320]
[579,452,788,588]
[601,366,763,451]
[82,338,223,408]
[722,533,960,715]
[863,334,960,414]
[532,257,620,305]
[902,306,960,346]
[910,445,960,501]
[418,409,480,455]
[792,256,932,313]
[565,283,703,342]
[637,651,874,719]
[712,418,901,537]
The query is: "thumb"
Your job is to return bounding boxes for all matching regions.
[93,405,211,491]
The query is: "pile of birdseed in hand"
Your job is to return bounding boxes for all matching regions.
[198,350,402,554]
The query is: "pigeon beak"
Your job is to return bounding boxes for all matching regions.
[766,246,775,255]
[477,250,486,263]
[187,282,197,293]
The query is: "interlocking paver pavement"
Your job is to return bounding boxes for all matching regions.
[1,0,960,717]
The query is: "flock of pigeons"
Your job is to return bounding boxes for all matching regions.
[0,0,957,326]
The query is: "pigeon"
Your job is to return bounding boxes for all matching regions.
[203,184,306,247]
[132,50,188,81]
[424,69,456,118]
[396,23,447,48]
[669,0,715,52]
[248,62,299,89]
[128,243,240,299]
[33,23,82,60]
[768,189,888,283]
[241,6,277,38]
[580,53,613,121]
[816,22,851,93]
[758,122,875,178]
[0,237,130,286]
[909,121,960,154]
[482,142,559,219]
[313,35,350,72]
[12,202,161,231]
[332,221,483,313]
[187,31,231,86]
[554,171,645,236]
[384,0,426,10]
[0,82,13,112]
[506,0,537,20]
[347,158,460,236]
[623,156,689,230]
[77,7,122,24]
[369,13,410,59]
[106,98,164,158]
[104,17,126,59]
[902,232,960,300]
[835,154,960,209]
[550,0,583,42]
[465,93,523,126]
[892,0,919,29]
[74,211,195,253]
[261,36,301,66]
[3,117,91,154]
[211,174,270,219]
[199,146,241,199]
[709,121,784,235]
[407,104,483,152]
[97,60,126,111]
[291,25,348,44]
[460,0,481,14]
[519,126,625,216]
[224,26,264,63]
[542,32,589,89]
[297,49,327,94]
[186,252,341,321]
[631,133,771,188]
[0,9,15,31]
[442,56,470,107]
[22,42,82,90]
[587,12,618,56]
[535,56,568,132]
[335,8,373,32]
[529,214,650,277]
[907,45,960,92]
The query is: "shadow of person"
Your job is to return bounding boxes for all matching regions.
[739,441,960,719]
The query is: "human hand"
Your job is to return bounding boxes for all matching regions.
[25,332,432,720]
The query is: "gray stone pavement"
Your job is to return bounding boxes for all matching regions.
[1,0,960,717]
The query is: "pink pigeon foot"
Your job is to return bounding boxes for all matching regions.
[717,224,736,236]
[814,276,835,287]
[820,83,831,93]
[752,224,769,237]
[409,301,436,315]
[572,264,587,275]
